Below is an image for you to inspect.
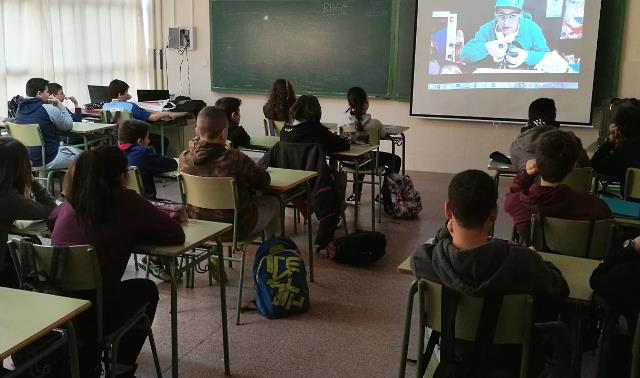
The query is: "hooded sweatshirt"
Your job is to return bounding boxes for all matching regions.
[14,97,74,166]
[505,170,613,243]
[336,111,385,146]
[412,226,569,308]
[178,138,271,240]
[509,124,591,170]
[227,121,251,148]
[459,12,550,67]
[280,119,350,154]
[118,143,178,199]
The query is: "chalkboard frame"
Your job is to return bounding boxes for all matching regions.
[208,0,414,100]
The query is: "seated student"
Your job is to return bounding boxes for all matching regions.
[179,106,280,241]
[47,82,83,122]
[14,78,82,169]
[510,98,590,170]
[505,130,613,244]
[590,235,640,377]
[412,169,570,376]
[263,78,296,122]
[214,96,251,148]
[591,98,640,186]
[280,95,350,153]
[118,119,178,199]
[49,146,185,377]
[337,86,401,202]
[0,137,57,288]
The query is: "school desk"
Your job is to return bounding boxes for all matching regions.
[487,158,520,187]
[332,144,379,231]
[0,287,90,378]
[133,219,232,377]
[150,112,190,156]
[243,135,280,152]
[266,167,318,282]
[60,122,117,150]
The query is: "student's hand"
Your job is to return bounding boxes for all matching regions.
[506,48,528,68]
[486,39,508,62]
[525,159,537,175]
[161,112,176,121]
[67,96,78,107]
[48,96,61,106]
[608,124,622,146]
[634,236,640,253]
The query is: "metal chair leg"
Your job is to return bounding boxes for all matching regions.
[236,248,247,325]
[148,325,163,378]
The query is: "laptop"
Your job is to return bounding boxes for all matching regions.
[87,85,111,104]
[137,89,170,102]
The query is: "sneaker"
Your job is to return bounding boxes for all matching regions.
[209,258,228,283]
[147,259,172,282]
[345,193,360,205]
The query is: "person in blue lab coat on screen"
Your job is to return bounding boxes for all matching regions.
[460,0,550,69]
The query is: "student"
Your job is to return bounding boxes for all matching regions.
[214,96,251,148]
[591,98,640,186]
[263,78,296,122]
[337,86,402,202]
[118,119,178,199]
[412,169,569,375]
[590,234,640,377]
[179,106,281,241]
[47,82,83,122]
[505,130,612,244]
[280,95,350,153]
[103,79,176,122]
[0,137,57,288]
[49,146,185,377]
[14,78,82,169]
[510,98,589,170]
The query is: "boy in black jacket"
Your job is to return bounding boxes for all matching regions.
[214,97,251,148]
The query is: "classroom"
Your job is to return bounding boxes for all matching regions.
[1,0,640,377]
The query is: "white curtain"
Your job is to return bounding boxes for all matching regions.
[0,0,153,115]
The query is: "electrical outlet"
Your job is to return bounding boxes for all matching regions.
[168,27,194,50]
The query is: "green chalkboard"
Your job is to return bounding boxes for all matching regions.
[592,0,626,105]
[210,0,392,96]
[392,0,416,99]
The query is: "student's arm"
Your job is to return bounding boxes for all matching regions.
[526,251,570,301]
[3,179,57,221]
[319,125,350,153]
[129,103,152,121]
[143,149,179,174]
[235,126,251,148]
[147,111,176,122]
[131,193,185,245]
[591,142,625,179]
[459,22,493,63]
[67,107,83,122]
[43,103,73,131]
[523,23,550,66]
[235,151,271,189]
[591,244,640,311]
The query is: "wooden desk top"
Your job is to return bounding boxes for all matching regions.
[267,167,318,192]
[247,135,279,150]
[397,251,599,303]
[487,159,519,173]
[134,219,232,257]
[70,122,116,134]
[0,288,91,359]
[332,144,377,158]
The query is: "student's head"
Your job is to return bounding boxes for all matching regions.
[612,98,640,141]
[289,95,322,123]
[535,130,579,183]
[347,87,369,131]
[445,170,498,229]
[265,79,296,120]
[0,137,32,196]
[47,83,65,102]
[196,106,229,141]
[109,79,131,101]
[64,146,129,225]
[214,97,242,124]
[528,98,557,128]
[495,0,524,34]
[25,78,50,101]
[119,120,151,146]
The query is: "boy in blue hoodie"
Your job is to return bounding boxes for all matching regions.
[118,120,178,199]
[460,0,550,69]
[14,78,82,169]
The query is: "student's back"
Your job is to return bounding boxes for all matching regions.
[263,78,296,122]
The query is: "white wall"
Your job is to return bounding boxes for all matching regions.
[161,0,638,173]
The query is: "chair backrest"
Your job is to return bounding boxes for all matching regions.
[562,167,594,194]
[127,166,144,195]
[100,109,132,127]
[625,168,640,201]
[178,173,238,211]
[530,215,616,259]
[420,279,533,345]
[263,119,286,136]
[6,122,44,147]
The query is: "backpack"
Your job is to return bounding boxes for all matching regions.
[17,239,68,295]
[382,173,422,219]
[169,96,206,116]
[253,238,310,319]
[328,231,386,265]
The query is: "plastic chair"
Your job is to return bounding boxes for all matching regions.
[7,241,162,378]
[263,119,286,136]
[530,215,616,259]
[126,167,144,272]
[624,168,640,201]
[178,173,264,325]
[398,279,533,378]
[5,122,66,192]
[562,167,594,194]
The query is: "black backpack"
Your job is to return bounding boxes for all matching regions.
[169,96,206,115]
[17,239,68,295]
[328,231,385,265]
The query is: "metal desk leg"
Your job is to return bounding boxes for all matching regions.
[216,237,231,375]
[354,160,360,230]
[279,194,286,238]
[83,136,88,151]
[306,183,314,282]
[169,257,179,377]
[401,133,406,176]
[160,124,166,156]
[391,138,397,173]
[372,150,378,231]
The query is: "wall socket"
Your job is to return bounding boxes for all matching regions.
[168,27,194,50]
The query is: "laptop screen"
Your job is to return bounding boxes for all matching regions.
[88,85,111,104]
[137,89,170,102]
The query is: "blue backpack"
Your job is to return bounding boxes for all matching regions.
[253,238,310,319]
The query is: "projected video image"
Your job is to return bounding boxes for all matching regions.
[428,0,585,75]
